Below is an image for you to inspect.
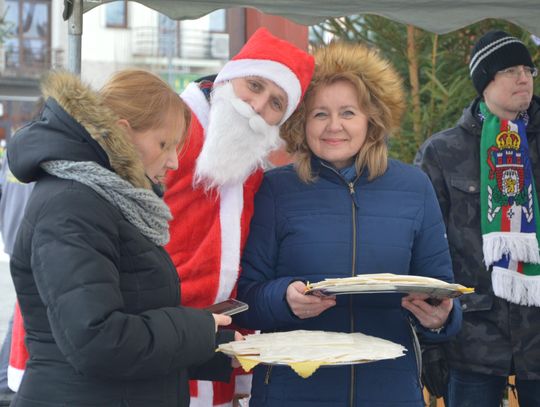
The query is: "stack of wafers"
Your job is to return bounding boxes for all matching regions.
[217,330,406,378]
[305,273,474,298]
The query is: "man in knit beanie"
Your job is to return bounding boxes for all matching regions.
[469,30,536,96]
[416,30,540,407]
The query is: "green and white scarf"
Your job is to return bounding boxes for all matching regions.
[480,102,540,306]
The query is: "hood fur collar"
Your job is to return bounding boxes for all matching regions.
[41,71,150,189]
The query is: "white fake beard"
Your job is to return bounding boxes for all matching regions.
[194,82,283,190]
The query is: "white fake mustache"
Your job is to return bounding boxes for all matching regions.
[194,82,282,190]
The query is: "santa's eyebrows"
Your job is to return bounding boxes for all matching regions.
[251,77,287,103]
[269,86,287,106]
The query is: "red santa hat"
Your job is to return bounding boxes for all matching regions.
[214,27,314,124]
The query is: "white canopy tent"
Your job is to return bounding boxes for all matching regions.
[67,0,540,73]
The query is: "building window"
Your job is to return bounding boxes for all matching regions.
[4,0,51,77]
[105,0,128,28]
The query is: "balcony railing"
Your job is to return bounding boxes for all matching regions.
[132,27,229,61]
[1,45,64,79]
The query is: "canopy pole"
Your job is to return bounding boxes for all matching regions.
[67,0,83,75]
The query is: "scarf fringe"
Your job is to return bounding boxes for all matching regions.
[483,232,540,266]
[492,267,540,307]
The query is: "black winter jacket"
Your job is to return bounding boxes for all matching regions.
[415,96,540,379]
[7,72,233,407]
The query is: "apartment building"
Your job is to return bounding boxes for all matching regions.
[0,0,231,141]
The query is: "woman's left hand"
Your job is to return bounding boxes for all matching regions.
[401,294,453,330]
[231,331,245,368]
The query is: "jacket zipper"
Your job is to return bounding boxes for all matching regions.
[263,164,360,399]
[264,365,273,384]
[349,181,356,407]
[320,162,359,407]
[408,320,423,386]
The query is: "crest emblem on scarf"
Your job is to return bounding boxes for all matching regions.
[486,130,534,223]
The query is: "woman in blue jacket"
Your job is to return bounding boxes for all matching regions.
[236,42,462,406]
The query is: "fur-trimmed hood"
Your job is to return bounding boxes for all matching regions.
[310,41,406,130]
[8,71,150,189]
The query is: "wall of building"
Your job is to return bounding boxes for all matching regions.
[51,0,68,66]
[80,2,228,88]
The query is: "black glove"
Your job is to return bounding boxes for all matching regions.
[421,343,449,398]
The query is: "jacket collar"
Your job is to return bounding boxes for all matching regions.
[457,98,482,137]
[310,155,368,186]
[459,95,540,139]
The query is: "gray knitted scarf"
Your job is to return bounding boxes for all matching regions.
[41,160,172,246]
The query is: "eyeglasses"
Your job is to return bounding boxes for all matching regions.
[496,66,538,79]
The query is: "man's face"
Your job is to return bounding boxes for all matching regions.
[231,77,288,126]
[483,65,535,120]
[193,81,283,189]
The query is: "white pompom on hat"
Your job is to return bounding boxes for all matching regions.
[214,27,315,124]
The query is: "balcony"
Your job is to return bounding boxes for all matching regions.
[0,44,64,79]
[132,27,228,70]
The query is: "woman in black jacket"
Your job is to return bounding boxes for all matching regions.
[7,70,237,407]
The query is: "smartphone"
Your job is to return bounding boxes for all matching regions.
[205,299,249,316]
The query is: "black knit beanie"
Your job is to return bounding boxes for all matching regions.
[469,30,534,95]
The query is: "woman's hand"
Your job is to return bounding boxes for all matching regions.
[286,281,336,319]
[212,313,232,331]
[401,294,453,330]
[231,331,245,368]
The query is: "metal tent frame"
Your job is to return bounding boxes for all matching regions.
[66,0,540,74]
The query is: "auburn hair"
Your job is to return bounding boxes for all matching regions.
[99,69,191,141]
[280,41,406,183]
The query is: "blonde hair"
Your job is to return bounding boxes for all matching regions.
[281,41,406,183]
[99,69,191,139]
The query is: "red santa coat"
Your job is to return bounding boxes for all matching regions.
[8,303,26,392]
[164,81,262,407]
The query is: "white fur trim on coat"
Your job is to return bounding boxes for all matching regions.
[181,82,210,130]
[190,381,233,407]
[235,373,252,396]
[217,183,244,302]
[7,365,23,392]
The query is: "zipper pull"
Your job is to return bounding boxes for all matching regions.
[348,182,355,195]
[264,365,273,384]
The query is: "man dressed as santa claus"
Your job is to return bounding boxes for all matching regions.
[164,28,314,406]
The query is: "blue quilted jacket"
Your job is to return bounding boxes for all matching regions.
[236,158,462,407]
